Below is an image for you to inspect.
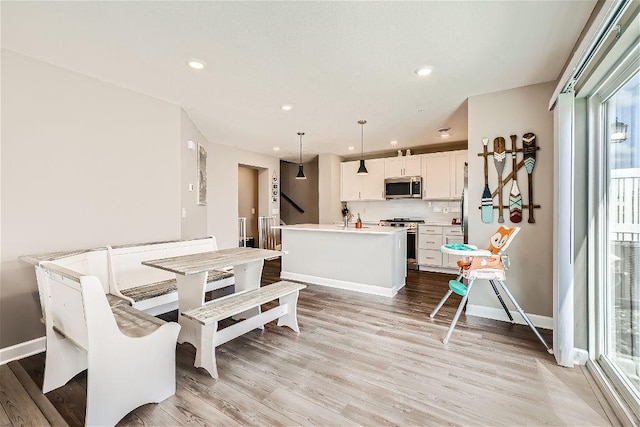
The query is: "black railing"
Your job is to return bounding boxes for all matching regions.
[281,192,305,214]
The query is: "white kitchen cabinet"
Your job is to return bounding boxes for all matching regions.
[341,161,361,201]
[340,159,385,201]
[384,156,422,178]
[417,225,443,267]
[442,227,464,269]
[449,150,467,199]
[418,225,463,272]
[421,150,467,199]
[361,159,385,200]
[422,153,451,199]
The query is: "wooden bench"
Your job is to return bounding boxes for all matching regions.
[37,262,180,427]
[181,280,306,378]
[107,237,235,315]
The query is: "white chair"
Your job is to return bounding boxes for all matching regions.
[430,226,552,353]
[36,262,181,426]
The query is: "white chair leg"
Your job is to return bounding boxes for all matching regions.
[277,290,300,332]
[430,290,453,318]
[194,321,219,379]
[496,281,553,353]
[443,280,475,344]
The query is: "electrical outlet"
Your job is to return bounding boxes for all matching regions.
[182,208,187,218]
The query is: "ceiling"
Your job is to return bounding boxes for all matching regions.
[1,1,596,161]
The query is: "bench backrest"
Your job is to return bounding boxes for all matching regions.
[45,249,110,293]
[108,237,218,292]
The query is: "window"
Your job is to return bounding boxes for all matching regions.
[589,50,640,419]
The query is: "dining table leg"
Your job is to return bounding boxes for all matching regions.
[232,258,265,326]
[175,271,208,347]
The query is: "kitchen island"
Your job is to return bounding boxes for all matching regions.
[277,224,407,297]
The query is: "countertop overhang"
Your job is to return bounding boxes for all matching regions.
[276,223,407,235]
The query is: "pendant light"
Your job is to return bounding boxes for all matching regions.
[357,120,368,175]
[295,132,307,180]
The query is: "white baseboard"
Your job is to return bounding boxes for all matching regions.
[466,304,553,330]
[0,336,45,365]
[280,271,400,297]
[573,348,589,365]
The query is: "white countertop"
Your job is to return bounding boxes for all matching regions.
[422,222,463,227]
[276,223,406,235]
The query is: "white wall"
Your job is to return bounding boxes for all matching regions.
[206,142,280,249]
[180,110,208,239]
[467,81,555,319]
[0,50,181,348]
[318,153,343,224]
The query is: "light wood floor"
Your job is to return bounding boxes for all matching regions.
[17,260,614,426]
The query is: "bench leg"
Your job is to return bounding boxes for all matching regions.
[194,321,219,379]
[176,272,208,346]
[232,259,264,326]
[277,290,300,332]
[42,327,87,393]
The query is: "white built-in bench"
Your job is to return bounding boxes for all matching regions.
[108,237,235,315]
[36,262,180,427]
[181,280,306,378]
[22,237,234,316]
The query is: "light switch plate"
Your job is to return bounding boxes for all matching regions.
[188,183,194,192]
[187,140,195,150]
[181,208,187,218]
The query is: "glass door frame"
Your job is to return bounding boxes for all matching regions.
[587,42,640,420]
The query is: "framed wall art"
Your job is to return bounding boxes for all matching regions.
[197,143,207,206]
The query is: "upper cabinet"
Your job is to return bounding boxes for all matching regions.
[340,150,467,201]
[340,159,385,201]
[421,150,467,199]
[449,150,467,199]
[384,156,422,178]
[422,152,451,199]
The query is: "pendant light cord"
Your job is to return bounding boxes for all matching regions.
[298,132,304,165]
[361,124,364,159]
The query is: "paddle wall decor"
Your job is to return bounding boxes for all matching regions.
[477,133,540,224]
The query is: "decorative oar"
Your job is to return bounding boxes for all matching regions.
[481,138,494,223]
[493,137,506,223]
[523,132,537,223]
[509,135,522,223]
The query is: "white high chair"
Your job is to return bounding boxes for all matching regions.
[430,226,552,353]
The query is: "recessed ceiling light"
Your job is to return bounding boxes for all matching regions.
[347,146,355,151]
[186,58,206,70]
[438,127,451,138]
[390,140,398,146]
[281,104,293,111]
[414,66,433,77]
[273,146,280,152]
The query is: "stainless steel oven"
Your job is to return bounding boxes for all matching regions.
[379,218,424,269]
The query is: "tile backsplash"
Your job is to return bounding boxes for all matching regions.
[346,199,461,224]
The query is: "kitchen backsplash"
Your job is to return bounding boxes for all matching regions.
[346,199,461,224]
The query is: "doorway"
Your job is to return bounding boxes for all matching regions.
[238,165,259,247]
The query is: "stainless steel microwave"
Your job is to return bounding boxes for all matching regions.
[384,176,422,199]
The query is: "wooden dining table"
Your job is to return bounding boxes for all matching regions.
[142,247,284,349]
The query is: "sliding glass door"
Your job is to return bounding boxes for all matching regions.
[596,67,639,415]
